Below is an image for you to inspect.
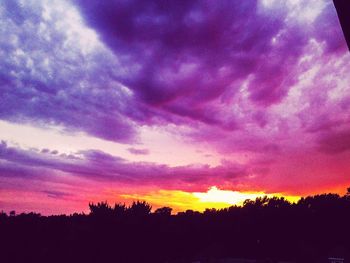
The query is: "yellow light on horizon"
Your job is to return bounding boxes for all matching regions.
[118,186,300,213]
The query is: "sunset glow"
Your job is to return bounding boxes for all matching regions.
[121,186,301,213]
[119,187,297,213]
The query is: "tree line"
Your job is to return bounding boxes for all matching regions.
[1,189,350,263]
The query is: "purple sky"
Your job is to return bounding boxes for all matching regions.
[1,0,350,214]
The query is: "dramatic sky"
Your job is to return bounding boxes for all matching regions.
[1,0,349,214]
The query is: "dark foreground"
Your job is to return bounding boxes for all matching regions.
[1,190,350,263]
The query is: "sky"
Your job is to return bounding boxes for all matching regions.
[0,0,350,215]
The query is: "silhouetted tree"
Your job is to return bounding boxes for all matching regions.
[154,206,172,216]
[113,203,126,216]
[89,201,113,217]
[203,208,217,215]
[266,196,291,209]
[0,210,7,220]
[128,201,152,217]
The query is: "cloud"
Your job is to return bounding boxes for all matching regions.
[0,0,139,142]
[74,0,343,112]
[74,0,290,110]
[0,141,248,191]
[128,148,150,155]
[42,190,72,199]
[0,159,43,179]
[318,129,350,154]
[70,0,349,149]
[0,0,348,146]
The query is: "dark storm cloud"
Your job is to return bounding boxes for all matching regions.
[0,0,346,143]
[74,0,325,110]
